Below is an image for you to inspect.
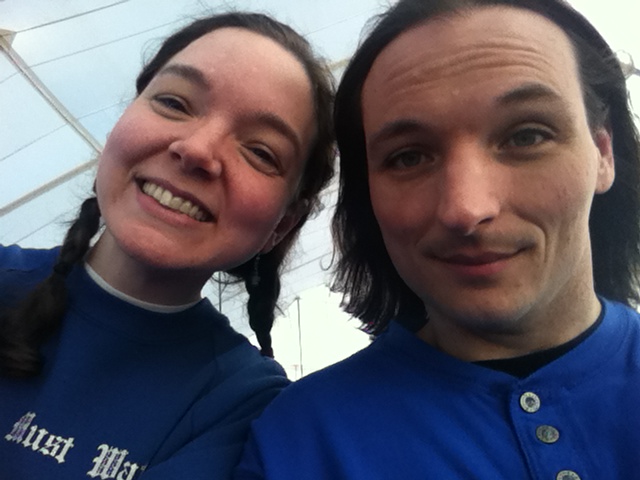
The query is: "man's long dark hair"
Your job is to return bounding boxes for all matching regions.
[332,0,640,334]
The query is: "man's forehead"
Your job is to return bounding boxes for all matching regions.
[361,5,581,122]
[364,6,576,85]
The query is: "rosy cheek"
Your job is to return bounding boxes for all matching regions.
[101,104,152,163]
[227,187,283,229]
[108,118,137,149]
[95,121,139,203]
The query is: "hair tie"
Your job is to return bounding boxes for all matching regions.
[250,255,261,287]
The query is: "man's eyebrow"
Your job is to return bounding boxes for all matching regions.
[367,119,424,149]
[156,63,210,89]
[368,85,566,144]
[496,83,565,106]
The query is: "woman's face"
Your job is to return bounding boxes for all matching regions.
[95,27,316,278]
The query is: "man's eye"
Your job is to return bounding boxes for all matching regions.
[505,128,552,148]
[387,150,431,169]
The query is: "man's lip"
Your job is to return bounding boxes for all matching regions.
[437,251,517,265]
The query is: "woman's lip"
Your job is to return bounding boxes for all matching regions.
[136,187,210,226]
[136,177,213,218]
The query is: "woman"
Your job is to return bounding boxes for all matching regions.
[0,12,334,479]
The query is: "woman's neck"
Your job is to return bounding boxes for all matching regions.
[86,233,208,306]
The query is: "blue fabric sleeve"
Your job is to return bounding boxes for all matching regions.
[233,433,265,480]
[141,383,282,479]
[0,244,58,309]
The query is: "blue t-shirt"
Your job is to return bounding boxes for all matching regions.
[0,244,289,479]
[236,298,640,479]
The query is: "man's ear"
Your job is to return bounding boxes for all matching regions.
[261,200,309,254]
[593,127,615,194]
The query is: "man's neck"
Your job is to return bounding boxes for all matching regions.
[417,293,602,362]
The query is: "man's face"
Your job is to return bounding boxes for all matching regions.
[361,6,615,358]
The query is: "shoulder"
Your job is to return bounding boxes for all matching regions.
[0,244,59,271]
[0,244,60,308]
[246,321,445,425]
[127,308,291,473]
[601,297,640,329]
[194,302,290,390]
[249,337,385,422]
[185,310,290,418]
[144,343,289,478]
[274,321,422,398]
[593,298,640,365]
[235,338,397,477]
[215,335,290,399]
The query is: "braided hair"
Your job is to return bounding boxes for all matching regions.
[0,197,100,377]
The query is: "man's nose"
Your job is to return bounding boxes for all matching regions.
[435,144,500,235]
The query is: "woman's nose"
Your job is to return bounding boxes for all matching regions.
[168,123,225,178]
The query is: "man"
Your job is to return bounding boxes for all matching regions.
[235,1,640,478]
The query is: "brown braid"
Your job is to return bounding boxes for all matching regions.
[0,197,100,377]
[244,253,281,357]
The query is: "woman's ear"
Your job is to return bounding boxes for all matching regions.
[260,199,309,253]
[593,127,615,194]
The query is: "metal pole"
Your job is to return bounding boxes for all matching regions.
[0,33,102,153]
[0,30,102,218]
[296,296,304,378]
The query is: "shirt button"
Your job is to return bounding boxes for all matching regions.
[519,392,541,413]
[556,470,581,480]
[536,425,560,444]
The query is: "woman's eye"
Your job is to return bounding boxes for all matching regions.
[505,128,552,148]
[245,145,280,174]
[250,147,275,163]
[154,95,188,114]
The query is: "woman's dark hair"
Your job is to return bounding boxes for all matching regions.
[0,12,335,376]
[332,0,640,334]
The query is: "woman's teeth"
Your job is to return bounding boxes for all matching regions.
[141,182,208,221]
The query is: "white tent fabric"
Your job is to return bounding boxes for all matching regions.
[1,0,639,376]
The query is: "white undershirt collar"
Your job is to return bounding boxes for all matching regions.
[84,263,200,313]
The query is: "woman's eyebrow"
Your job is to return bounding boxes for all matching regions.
[243,110,302,158]
[156,63,210,89]
[156,63,303,156]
